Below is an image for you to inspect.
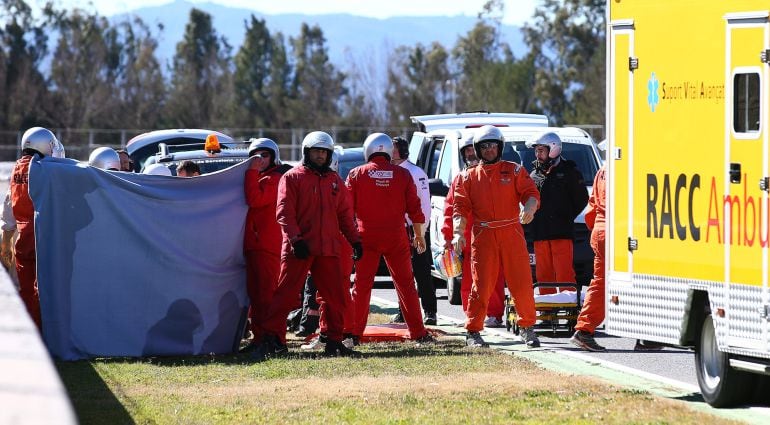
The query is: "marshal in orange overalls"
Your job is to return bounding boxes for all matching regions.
[453,160,540,332]
[10,154,41,328]
[575,165,607,334]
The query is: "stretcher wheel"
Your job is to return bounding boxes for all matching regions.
[567,319,577,334]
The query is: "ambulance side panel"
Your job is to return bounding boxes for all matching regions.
[606,0,770,360]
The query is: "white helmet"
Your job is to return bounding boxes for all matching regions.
[458,131,475,150]
[143,163,172,176]
[363,133,392,161]
[88,147,121,170]
[248,137,281,166]
[301,131,334,151]
[52,138,66,158]
[20,127,58,157]
[330,146,344,173]
[457,131,476,166]
[473,125,504,164]
[301,131,335,168]
[526,132,562,159]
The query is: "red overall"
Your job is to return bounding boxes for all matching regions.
[346,156,428,340]
[442,173,504,317]
[10,155,40,329]
[320,232,354,335]
[243,166,283,341]
[260,165,360,344]
[575,165,606,334]
[454,161,540,332]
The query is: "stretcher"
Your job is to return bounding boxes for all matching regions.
[504,282,585,336]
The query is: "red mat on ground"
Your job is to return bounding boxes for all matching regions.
[303,324,444,343]
[360,323,444,343]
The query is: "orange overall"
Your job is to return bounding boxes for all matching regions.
[442,173,505,316]
[10,155,41,329]
[575,165,606,334]
[454,161,540,332]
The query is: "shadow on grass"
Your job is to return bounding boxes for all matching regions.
[56,361,134,425]
[82,339,481,368]
[672,392,704,403]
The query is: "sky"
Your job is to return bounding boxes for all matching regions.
[57,0,539,26]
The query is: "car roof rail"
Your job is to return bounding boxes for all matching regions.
[410,112,549,133]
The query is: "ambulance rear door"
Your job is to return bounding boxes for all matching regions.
[724,11,769,351]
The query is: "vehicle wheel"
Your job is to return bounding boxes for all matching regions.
[695,313,755,407]
[752,375,770,404]
[447,276,462,305]
[504,296,512,331]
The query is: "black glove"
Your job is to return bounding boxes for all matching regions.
[292,239,310,259]
[352,242,363,261]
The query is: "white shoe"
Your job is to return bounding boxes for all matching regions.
[300,336,325,351]
[519,327,541,348]
[342,337,355,349]
[484,316,504,328]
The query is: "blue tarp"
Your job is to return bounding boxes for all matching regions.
[28,156,250,360]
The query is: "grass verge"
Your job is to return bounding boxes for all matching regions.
[55,314,739,425]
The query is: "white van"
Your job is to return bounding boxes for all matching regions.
[408,113,602,304]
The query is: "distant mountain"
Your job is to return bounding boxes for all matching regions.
[113,0,527,71]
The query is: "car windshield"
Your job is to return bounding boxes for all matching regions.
[130,136,227,173]
[338,150,365,179]
[166,158,247,176]
[512,141,599,184]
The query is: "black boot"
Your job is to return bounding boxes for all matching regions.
[250,334,288,362]
[323,339,361,358]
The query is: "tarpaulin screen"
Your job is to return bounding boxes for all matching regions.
[29,156,251,360]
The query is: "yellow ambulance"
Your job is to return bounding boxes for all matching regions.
[607,0,770,407]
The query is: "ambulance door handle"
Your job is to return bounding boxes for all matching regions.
[729,163,741,184]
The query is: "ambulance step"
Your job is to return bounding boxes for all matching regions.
[729,357,770,376]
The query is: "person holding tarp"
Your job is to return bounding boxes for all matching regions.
[9,127,62,329]
[242,138,286,351]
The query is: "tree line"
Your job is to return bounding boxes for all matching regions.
[0,0,605,148]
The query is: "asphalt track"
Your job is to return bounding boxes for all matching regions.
[371,284,770,424]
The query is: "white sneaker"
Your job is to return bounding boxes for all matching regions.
[300,336,325,351]
[519,327,541,348]
[342,337,355,349]
[484,316,504,328]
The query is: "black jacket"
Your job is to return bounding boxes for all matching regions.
[528,158,588,240]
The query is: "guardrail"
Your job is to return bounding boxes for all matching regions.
[0,267,77,425]
[0,124,605,162]
[0,127,414,162]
